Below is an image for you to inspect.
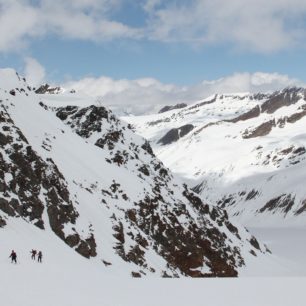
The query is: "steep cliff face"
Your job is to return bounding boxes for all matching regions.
[0,83,96,258]
[0,69,268,276]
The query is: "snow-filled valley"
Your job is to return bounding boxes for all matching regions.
[122,89,306,294]
[125,89,306,227]
[1,69,306,305]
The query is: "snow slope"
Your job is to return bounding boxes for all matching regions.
[2,70,306,306]
[0,68,270,277]
[1,216,306,305]
[124,88,306,226]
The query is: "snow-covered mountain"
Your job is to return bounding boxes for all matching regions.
[0,68,268,277]
[124,88,306,227]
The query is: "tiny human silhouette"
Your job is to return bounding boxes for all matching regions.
[31,249,37,260]
[37,251,42,263]
[9,250,17,264]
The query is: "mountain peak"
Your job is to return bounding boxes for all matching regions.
[127,85,306,227]
[0,68,28,92]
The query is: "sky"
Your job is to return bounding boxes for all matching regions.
[1,0,306,114]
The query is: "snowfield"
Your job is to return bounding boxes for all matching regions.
[249,227,306,276]
[1,239,306,306]
[1,219,306,306]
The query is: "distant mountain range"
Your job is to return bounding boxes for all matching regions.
[125,87,306,227]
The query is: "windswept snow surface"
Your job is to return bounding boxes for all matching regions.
[1,219,305,306]
[1,219,306,305]
[247,227,306,276]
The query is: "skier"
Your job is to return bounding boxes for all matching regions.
[37,251,42,263]
[31,249,37,260]
[9,250,17,264]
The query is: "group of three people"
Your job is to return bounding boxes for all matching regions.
[9,249,43,263]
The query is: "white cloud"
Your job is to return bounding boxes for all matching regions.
[143,0,162,13]
[0,0,141,52]
[0,1,40,51]
[63,72,304,115]
[63,76,180,115]
[1,0,306,53]
[193,72,303,97]
[145,0,306,52]
[23,57,46,87]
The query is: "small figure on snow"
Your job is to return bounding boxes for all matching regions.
[9,250,17,264]
[31,249,37,260]
[37,251,42,263]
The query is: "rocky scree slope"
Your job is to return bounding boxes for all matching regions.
[0,69,267,277]
[125,88,306,226]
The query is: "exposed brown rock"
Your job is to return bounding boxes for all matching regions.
[95,131,122,150]
[245,190,259,201]
[295,199,306,215]
[158,103,187,113]
[0,216,6,227]
[261,88,302,114]
[65,233,81,247]
[249,236,261,250]
[141,140,155,157]
[242,120,275,139]
[287,110,306,124]
[138,165,150,176]
[35,84,61,94]
[158,124,194,145]
[75,234,97,258]
[0,107,97,258]
[55,105,109,138]
[131,272,142,278]
[258,194,295,214]
[228,105,260,123]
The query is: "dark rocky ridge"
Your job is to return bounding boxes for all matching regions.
[147,96,218,127]
[261,87,303,114]
[188,95,218,110]
[35,84,62,94]
[193,88,306,139]
[228,106,261,123]
[0,104,96,258]
[44,103,266,277]
[242,120,276,139]
[258,194,295,215]
[158,124,194,145]
[158,103,187,113]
